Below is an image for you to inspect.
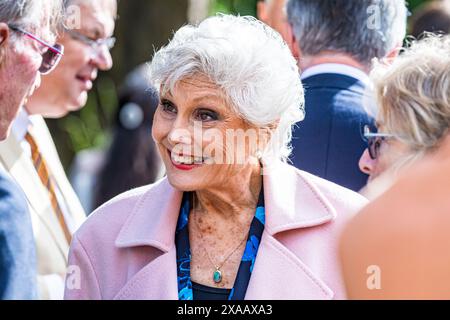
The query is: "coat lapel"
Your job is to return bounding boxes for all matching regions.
[245,233,334,299]
[113,246,179,300]
[245,162,337,299]
[114,179,182,299]
[112,162,338,300]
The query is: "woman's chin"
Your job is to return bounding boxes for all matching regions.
[166,173,203,192]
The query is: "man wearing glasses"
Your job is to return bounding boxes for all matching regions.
[0,0,63,299]
[0,0,117,299]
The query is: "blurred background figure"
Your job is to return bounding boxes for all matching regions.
[0,0,63,299]
[256,0,297,57]
[340,35,450,299]
[341,136,450,299]
[286,0,407,192]
[410,0,450,38]
[70,64,165,213]
[0,0,117,299]
[358,35,450,200]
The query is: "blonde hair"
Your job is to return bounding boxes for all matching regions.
[371,34,450,163]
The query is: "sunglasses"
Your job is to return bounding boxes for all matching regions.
[8,24,64,75]
[363,125,396,160]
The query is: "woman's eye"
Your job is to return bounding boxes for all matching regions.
[161,100,177,114]
[374,139,383,153]
[195,109,219,122]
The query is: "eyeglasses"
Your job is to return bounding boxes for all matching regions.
[8,24,64,75]
[363,125,396,160]
[64,28,116,53]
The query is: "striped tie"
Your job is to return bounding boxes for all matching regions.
[25,131,72,244]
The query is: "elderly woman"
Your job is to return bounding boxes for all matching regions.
[65,15,367,300]
[358,35,450,200]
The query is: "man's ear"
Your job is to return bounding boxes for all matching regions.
[384,43,403,65]
[286,22,301,62]
[0,23,10,47]
[256,1,268,23]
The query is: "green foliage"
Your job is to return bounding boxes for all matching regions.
[409,0,432,11]
[210,0,258,16]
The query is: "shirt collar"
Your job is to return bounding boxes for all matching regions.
[300,63,370,87]
[11,107,32,142]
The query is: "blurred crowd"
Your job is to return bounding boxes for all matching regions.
[1,0,450,300]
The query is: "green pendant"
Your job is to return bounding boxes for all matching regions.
[213,268,222,283]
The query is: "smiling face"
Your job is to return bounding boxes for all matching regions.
[152,76,268,192]
[26,0,116,118]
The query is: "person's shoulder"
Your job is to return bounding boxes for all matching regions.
[280,163,368,216]
[0,171,28,218]
[340,141,450,298]
[74,177,169,242]
[303,73,366,93]
[0,170,15,192]
[303,74,370,117]
[0,170,25,203]
[298,167,367,208]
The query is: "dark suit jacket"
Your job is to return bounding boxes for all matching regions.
[290,73,373,191]
[0,170,37,300]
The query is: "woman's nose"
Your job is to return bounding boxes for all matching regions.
[167,126,192,146]
[359,148,375,175]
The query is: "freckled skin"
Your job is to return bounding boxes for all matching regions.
[189,207,255,288]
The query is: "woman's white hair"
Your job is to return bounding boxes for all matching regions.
[149,14,305,162]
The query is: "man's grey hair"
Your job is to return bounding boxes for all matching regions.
[0,0,62,33]
[287,0,408,66]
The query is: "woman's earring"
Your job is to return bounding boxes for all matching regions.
[255,150,264,175]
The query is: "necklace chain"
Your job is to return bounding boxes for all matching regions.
[193,212,248,272]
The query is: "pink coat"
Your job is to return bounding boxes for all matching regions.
[64,162,367,300]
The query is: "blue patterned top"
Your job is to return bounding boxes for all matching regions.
[175,188,265,300]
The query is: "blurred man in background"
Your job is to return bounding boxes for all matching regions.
[0,0,117,299]
[286,0,408,191]
[0,0,63,299]
[257,0,297,58]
